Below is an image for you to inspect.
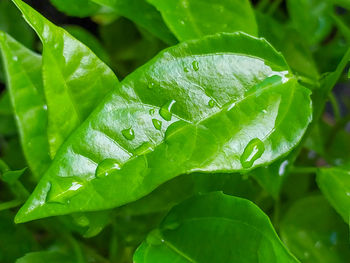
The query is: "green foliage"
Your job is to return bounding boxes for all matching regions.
[0,0,349,262]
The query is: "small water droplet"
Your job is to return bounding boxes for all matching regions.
[278,160,289,176]
[152,119,162,130]
[12,56,18,61]
[122,128,135,140]
[148,82,155,89]
[192,60,199,71]
[73,214,90,227]
[208,99,215,108]
[95,159,121,178]
[43,105,48,110]
[134,142,154,156]
[159,100,176,121]
[47,180,84,204]
[184,66,189,72]
[146,229,164,246]
[330,232,338,245]
[240,138,265,169]
[54,43,59,49]
[262,109,267,113]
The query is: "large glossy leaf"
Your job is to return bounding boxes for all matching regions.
[134,192,299,263]
[280,195,350,263]
[0,31,51,178]
[317,167,350,224]
[15,32,312,223]
[0,91,17,136]
[91,0,176,45]
[13,0,119,158]
[148,0,258,41]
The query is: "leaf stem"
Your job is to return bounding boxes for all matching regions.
[328,92,341,121]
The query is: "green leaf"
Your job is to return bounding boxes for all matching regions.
[15,32,312,223]
[287,0,333,46]
[0,31,51,178]
[317,167,350,224]
[64,25,110,65]
[91,0,176,45]
[0,211,38,263]
[16,251,75,263]
[0,0,34,48]
[256,12,320,83]
[134,192,299,263]
[148,0,258,41]
[50,0,101,18]
[280,195,350,263]
[12,0,119,158]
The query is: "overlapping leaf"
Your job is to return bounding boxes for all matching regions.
[134,192,299,263]
[148,0,258,41]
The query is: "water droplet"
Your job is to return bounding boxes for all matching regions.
[262,109,267,113]
[12,56,18,61]
[240,138,265,169]
[192,60,199,71]
[47,180,84,204]
[134,142,154,156]
[159,100,176,121]
[152,119,162,130]
[148,82,155,89]
[330,232,338,245]
[278,160,289,176]
[122,128,135,140]
[164,222,180,230]
[149,108,155,115]
[184,66,189,72]
[43,105,48,110]
[73,214,90,227]
[208,99,215,108]
[95,159,121,178]
[146,229,164,246]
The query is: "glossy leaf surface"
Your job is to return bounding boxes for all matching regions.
[0,32,51,178]
[13,0,119,158]
[148,0,258,41]
[317,167,350,224]
[15,32,312,222]
[91,0,176,45]
[134,192,299,263]
[280,196,350,263]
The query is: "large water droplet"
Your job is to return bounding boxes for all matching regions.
[47,180,85,204]
[146,229,164,246]
[240,138,265,169]
[208,99,215,108]
[159,100,176,121]
[122,128,135,140]
[95,159,121,178]
[152,119,162,130]
[134,142,154,156]
[192,60,199,71]
[278,160,289,176]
